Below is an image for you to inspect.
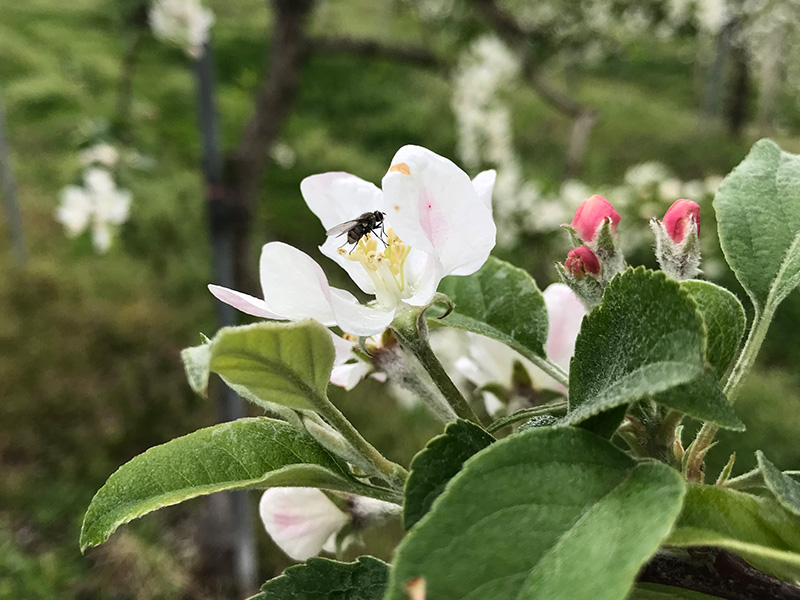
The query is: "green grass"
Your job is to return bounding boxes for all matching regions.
[2,0,800,597]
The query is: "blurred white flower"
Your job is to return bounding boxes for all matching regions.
[55,168,132,253]
[624,161,670,192]
[79,143,120,168]
[658,178,683,201]
[149,0,214,59]
[259,488,400,561]
[704,175,723,195]
[270,141,297,169]
[682,179,707,200]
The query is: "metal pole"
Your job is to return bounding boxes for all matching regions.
[194,41,259,596]
[0,84,27,263]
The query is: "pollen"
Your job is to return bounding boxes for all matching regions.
[388,162,410,175]
[345,228,411,298]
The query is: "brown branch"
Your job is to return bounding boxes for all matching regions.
[638,547,800,600]
[309,37,442,69]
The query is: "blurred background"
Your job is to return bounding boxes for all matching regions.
[1,0,800,598]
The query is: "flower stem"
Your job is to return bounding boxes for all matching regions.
[314,393,408,489]
[485,401,567,433]
[390,309,482,425]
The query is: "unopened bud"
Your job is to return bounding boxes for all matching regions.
[651,199,701,280]
[565,246,601,279]
[570,195,621,243]
[663,199,700,243]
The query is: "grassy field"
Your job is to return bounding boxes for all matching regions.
[2,0,800,598]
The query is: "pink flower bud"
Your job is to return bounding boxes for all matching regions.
[570,195,621,242]
[565,246,601,279]
[662,199,700,243]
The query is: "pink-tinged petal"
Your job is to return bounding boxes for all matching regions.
[258,242,338,325]
[319,235,376,295]
[663,199,700,243]
[208,284,282,319]
[382,145,496,277]
[259,488,349,561]
[472,169,496,214]
[329,288,395,336]
[565,246,601,279]
[330,361,372,390]
[542,283,586,372]
[570,195,621,242]
[300,172,383,232]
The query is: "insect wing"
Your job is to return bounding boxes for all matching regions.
[326,220,359,238]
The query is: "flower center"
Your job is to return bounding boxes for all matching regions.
[339,227,411,307]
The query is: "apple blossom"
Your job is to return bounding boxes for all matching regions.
[149,0,214,60]
[209,145,496,337]
[663,199,701,243]
[79,143,120,169]
[55,168,132,254]
[651,199,702,280]
[565,246,601,279]
[570,194,621,243]
[259,487,400,561]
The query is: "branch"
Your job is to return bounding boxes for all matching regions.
[309,37,442,69]
[638,547,800,600]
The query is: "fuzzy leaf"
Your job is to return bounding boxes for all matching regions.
[757,451,800,518]
[565,268,741,434]
[385,427,686,600]
[680,280,746,379]
[249,556,388,600]
[714,139,800,311]
[181,342,211,396]
[209,320,335,412]
[668,484,800,582]
[403,419,494,530]
[81,417,376,552]
[433,257,549,361]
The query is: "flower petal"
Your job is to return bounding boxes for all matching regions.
[301,172,383,232]
[328,288,395,336]
[542,283,585,372]
[258,242,339,326]
[330,361,372,390]
[319,235,376,295]
[208,284,282,319]
[259,488,349,561]
[382,145,496,277]
[472,169,496,214]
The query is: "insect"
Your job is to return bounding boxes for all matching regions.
[326,210,387,249]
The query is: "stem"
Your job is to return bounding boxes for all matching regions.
[391,310,481,425]
[686,302,775,481]
[526,353,570,388]
[486,402,568,434]
[315,393,408,489]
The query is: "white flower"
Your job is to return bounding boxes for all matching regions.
[209,145,496,336]
[454,283,586,411]
[259,487,400,561]
[259,488,349,561]
[624,161,671,191]
[149,0,214,59]
[682,179,707,200]
[328,332,386,390]
[55,168,132,253]
[658,178,683,201]
[79,143,120,168]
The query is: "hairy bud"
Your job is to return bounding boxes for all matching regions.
[651,199,701,281]
[565,246,601,279]
[570,195,621,243]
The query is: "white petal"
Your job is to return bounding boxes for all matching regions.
[208,285,282,319]
[330,332,355,365]
[330,361,372,390]
[259,488,349,561]
[84,168,116,195]
[472,169,496,214]
[56,186,92,236]
[328,288,395,336]
[542,283,586,372]
[319,235,376,295]
[300,172,383,232]
[92,222,113,253]
[258,243,338,325]
[382,145,496,277]
[402,250,442,307]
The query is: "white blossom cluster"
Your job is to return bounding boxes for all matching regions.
[56,146,132,254]
[149,0,215,60]
[742,0,800,101]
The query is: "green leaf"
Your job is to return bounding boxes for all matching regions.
[680,280,746,379]
[403,419,494,530]
[668,484,800,581]
[249,556,389,600]
[80,417,379,552]
[652,372,744,432]
[433,257,549,361]
[209,320,335,412]
[565,268,741,434]
[627,584,724,599]
[757,451,800,518]
[385,427,686,600]
[714,139,800,311]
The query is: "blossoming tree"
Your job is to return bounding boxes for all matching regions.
[80,139,800,600]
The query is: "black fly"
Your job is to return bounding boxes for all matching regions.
[326,211,386,249]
